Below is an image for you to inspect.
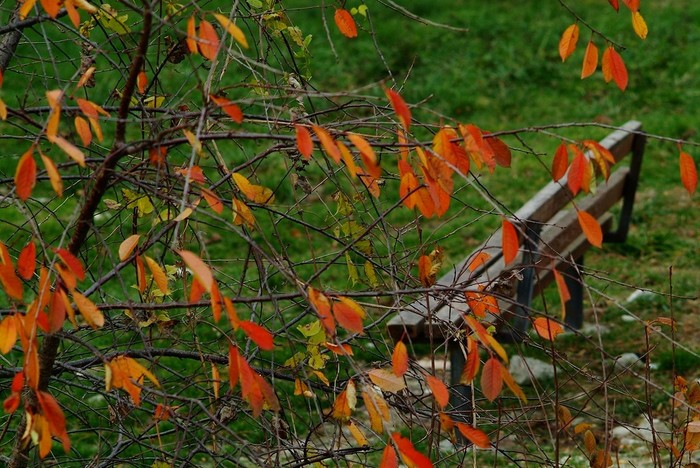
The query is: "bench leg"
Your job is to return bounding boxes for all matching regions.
[449,341,472,444]
[563,256,584,330]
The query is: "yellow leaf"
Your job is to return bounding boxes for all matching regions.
[232,172,275,204]
[631,11,647,40]
[183,129,202,155]
[53,137,86,167]
[118,234,140,261]
[72,291,104,329]
[19,0,38,19]
[144,256,168,294]
[0,98,7,121]
[348,421,368,446]
[213,13,249,48]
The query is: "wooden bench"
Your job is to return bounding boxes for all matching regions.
[387,121,645,420]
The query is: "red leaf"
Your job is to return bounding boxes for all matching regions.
[332,297,365,334]
[198,20,220,60]
[577,210,603,248]
[137,70,147,94]
[239,320,274,351]
[308,287,335,336]
[559,24,579,62]
[425,375,449,410]
[680,151,697,195]
[15,148,37,201]
[552,143,569,181]
[210,95,243,123]
[581,40,599,79]
[392,341,409,377]
[461,338,480,384]
[455,422,491,449]
[485,135,511,168]
[37,391,70,452]
[3,393,20,413]
[54,248,85,281]
[481,357,503,402]
[334,9,357,38]
[602,46,628,91]
[568,147,586,195]
[228,344,240,389]
[622,0,639,12]
[608,0,619,11]
[295,125,314,159]
[418,255,434,287]
[533,317,565,341]
[379,444,399,468]
[17,240,36,280]
[385,88,411,131]
[391,433,433,468]
[501,219,519,265]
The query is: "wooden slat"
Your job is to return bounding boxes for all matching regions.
[387,121,641,342]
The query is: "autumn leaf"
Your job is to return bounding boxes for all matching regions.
[54,248,86,281]
[679,151,697,195]
[631,11,648,39]
[201,187,224,214]
[608,0,619,11]
[311,125,341,163]
[37,391,70,452]
[0,314,17,354]
[40,153,63,197]
[144,256,168,294]
[307,287,335,336]
[239,320,274,351]
[177,250,214,292]
[584,429,597,453]
[581,40,599,79]
[380,444,399,468]
[362,388,391,434]
[15,147,37,201]
[553,268,571,319]
[337,141,358,178]
[186,16,198,54]
[533,317,565,341]
[623,0,639,12]
[75,116,92,146]
[385,88,411,131]
[334,8,357,38]
[198,20,220,60]
[17,240,36,280]
[348,421,368,447]
[333,296,365,334]
[425,374,449,409]
[295,125,314,159]
[137,70,147,93]
[602,46,628,91]
[106,355,160,406]
[72,291,104,329]
[465,290,499,319]
[418,254,434,287]
[232,172,275,204]
[368,368,406,393]
[461,339,480,384]
[577,210,603,248]
[392,341,409,377]
[568,146,586,195]
[501,219,519,265]
[348,133,381,178]
[559,23,579,62]
[53,137,86,167]
[232,198,255,227]
[135,254,146,293]
[119,234,140,261]
[455,423,491,449]
[481,357,503,402]
[500,365,527,403]
[210,95,244,123]
[213,13,249,48]
[391,433,433,468]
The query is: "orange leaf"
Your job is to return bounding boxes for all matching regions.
[228,344,240,389]
[186,16,198,54]
[461,339,480,384]
[0,264,23,302]
[210,95,243,123]
[201,187,224,214]
[232,198,255,227]
[74,116,92,146]
[602,46,628,91]
[552,142,569,181]
[76,98,109,119]
[135,254,146,293]
[368,368,406,393]
[568,147,586,196]
[332,389,352,421]
[467,251,490,272]
[425,375,449,410]
[175,165,206,184]
[559,23,579,62]
[177,250,214,292]
[385,88,411,131]
[501,219,519,265]
[295,125,313,159]
[392,341,409,377]
[333,296,364,334]
[485,134,511,168]
[198,20,220,60]
[232,172,275,204]
[40,0,61,18]
[17,241,36,280]
[679,151,697,195]
[465,290,499,319]
[72,291,104,329]
[324,342,353,355]
[118,234,140,261]
[53,137,86,167]
[40,153,63,197]
[25,344,40,390]
[533,317,565,341]
[0,315,17,354]
[213,13,249,48]
[144,256,168,294]
[137,70,147,94]
[15,147,37,201]
[54,248,85,281]
[380,444,399,468]
[362,389,390,433]
[239,320,274,351]
[3,392,20,413]
[391,433,433,468]
[631,11,648,40]
[337,141,358,178]
[311,125,341,163]
[418,255,434,287]
[19,0,37,19]
[581,40,599,79]
[348,133,381,178]
[37,391,70,452]
[553,268,571,319]
[334,8,357,38]
[308,287,335,336]
[48,288,66,333]
[500,365,528,402]
[149,147,167,167]
[623,0,639,12]
[481,357,503,402]
[106,356,160,406]
[577,210,603,248]
[455,423,491,449]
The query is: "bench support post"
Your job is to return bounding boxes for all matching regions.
[448,340,471,443]
[563,256,584,330]
[511,222,542,341]
[606,131,646,243]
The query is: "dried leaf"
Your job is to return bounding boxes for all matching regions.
[581,40,599,79]
[577,210,603,248]
[559,23,579,62]
[368,368,406,393]
[584,429,597,453]
[348,421,368,446]
[455,423,491,449]
[119,234,140,261]
[533,317,565,341]
[213,13,249,48]
[481,357,503,402]
[334,8,357,38]
[392,341,409,377]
